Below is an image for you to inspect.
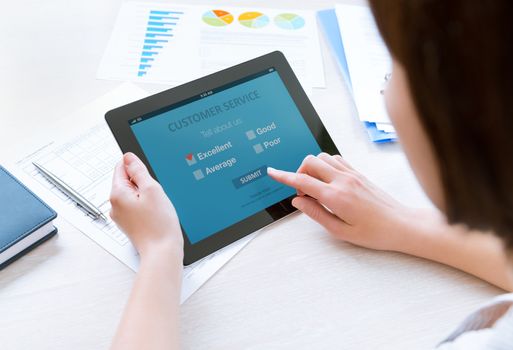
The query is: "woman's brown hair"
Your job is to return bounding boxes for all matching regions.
[368,1,513,246]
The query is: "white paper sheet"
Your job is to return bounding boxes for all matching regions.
[97,2,325,89]
[375,122,396,133]
[8,83,254,304]
[335,4,393,125]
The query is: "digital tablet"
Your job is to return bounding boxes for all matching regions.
[105,51,339,265]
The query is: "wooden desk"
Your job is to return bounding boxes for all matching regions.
[0,1,502,349]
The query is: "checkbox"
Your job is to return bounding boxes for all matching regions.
[185,153,197,166]
[246,130,256,140]
[193,169,205,180]
[253,143,264,154]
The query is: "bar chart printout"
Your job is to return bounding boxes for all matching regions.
[138,9,184,77]
[98,3,325,88]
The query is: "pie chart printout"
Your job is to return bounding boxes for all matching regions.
[238,12,270,29]
[202,10,234,27]
[274,13,305,30]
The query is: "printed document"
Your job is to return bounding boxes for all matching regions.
[97,2,325,89]
[335,4,392,125]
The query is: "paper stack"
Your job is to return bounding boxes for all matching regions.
[318,5,397,143]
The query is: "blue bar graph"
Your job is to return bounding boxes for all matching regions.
[150,10,184,15]
[143,45,163,50]
[144,39,168,44]
[142,51,159,57]
[149,16,180,21]
[138,9,183,77]
[147,21,176,26]
[145,33,173,38]
[147,27,172,32]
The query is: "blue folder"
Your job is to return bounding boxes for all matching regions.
[318,9,397,143]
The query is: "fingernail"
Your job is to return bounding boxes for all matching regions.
[124,152,136,165]
[123,153,131,165]
[267,166,277,175]
[292,197,303,210]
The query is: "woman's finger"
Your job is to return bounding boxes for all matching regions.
[333,154,355,171]
[112,161,126,185]
[124,153,154,190]
[296,154,338,183]
[110,160,136,211]
[268,167,330,202]
[292,196,349,234]
[317,153,349,172]
[112,160,133,191]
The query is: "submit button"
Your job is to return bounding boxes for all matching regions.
[232,165,268,189]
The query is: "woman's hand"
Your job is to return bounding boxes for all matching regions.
[109,153,184,350]
[109,152,183,260]
[268,153,513,291]
[267,153,418,252]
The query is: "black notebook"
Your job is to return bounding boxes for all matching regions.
[0,165,57,269]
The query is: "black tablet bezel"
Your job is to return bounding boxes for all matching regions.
[105,51,339,265]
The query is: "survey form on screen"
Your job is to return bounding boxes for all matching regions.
[130,69,322,244]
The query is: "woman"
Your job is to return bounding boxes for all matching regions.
[108,1,513,349]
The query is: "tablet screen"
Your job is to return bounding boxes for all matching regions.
[129,68,321,244]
